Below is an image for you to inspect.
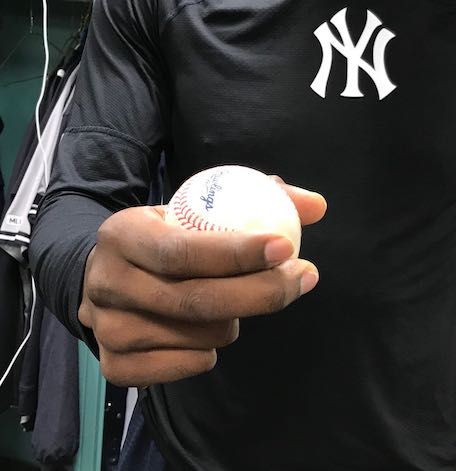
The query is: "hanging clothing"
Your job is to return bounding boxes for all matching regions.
[0,165,23,413]
[7,50,83,210]
[0,165,4,216]
[30,307,79,469]
[0,252,22,413]
[118,394,166,471]
[0,66,78,263]
[12,54,83,431]
[0,112,23,411]
[0,116,4,217]
[0,45,82,468]
[0,65,79,415]
[17,297,44,431]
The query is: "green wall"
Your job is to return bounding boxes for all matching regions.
[0,0,89,184]
[0,2,105,469]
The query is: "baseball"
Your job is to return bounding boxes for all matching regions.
[165,165,302,257]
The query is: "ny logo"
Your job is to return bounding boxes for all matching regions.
[311,8,396,100]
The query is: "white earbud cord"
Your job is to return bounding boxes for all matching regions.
[36,0,50,189]
[0,278,37,387]
[0,0,48,388]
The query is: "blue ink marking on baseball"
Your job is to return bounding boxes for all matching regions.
[200,172,223,211]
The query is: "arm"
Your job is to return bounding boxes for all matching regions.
[30,0,325,385]
[29,0,170,350]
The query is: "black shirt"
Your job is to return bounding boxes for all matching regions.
[29,0,456,469]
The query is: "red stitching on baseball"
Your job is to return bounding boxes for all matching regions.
[170,178,231,232]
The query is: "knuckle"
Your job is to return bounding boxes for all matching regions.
[77,302,92,328]
[93,314,115,348]
[263,287,287,313]
[156,235,189,273]
[85,258,124,309]
[97,216,119,246]
[95,317,123,352]
[86,277,114,308]
[178,285,210,321]
[94,312,143,354]
[230,241,246,273]
[155,241,173,273]
[99,352,123,386]
[145,282,171,315]
[155,233,203,276]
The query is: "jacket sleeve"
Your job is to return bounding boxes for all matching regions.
[29,0,170,353]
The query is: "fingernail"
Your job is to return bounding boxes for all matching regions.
[300,267,319,295]
[264,238,294,264]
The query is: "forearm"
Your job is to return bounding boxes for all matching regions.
[29,192,111,354]
[28,0,167,354]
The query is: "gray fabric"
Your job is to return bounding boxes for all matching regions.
[31,307,79,467]
[18,296,44,429]
[0,171,23,412]
[0,67,78,264]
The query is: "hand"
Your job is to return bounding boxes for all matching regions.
[78,178,327,387]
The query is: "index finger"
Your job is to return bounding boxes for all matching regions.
[269,176,327,225]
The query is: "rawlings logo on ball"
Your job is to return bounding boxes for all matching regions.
[200,172,223,211]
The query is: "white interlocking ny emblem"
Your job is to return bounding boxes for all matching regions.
[311,8,397,100]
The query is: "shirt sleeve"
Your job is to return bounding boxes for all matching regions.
[29,0,170,354]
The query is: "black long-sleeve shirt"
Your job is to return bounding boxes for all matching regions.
[30,0,456,469]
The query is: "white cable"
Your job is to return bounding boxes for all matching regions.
[0,1,49,389]
[35,0,50,188]
[0,277,37,388]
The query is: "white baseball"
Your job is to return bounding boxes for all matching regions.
[165,166,302,257]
